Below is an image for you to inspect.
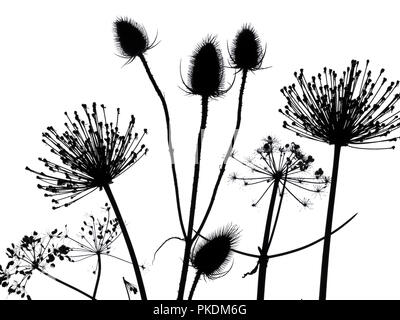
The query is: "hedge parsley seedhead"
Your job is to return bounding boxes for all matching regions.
[0,230,70,299]
[231,136,329,207]
[191,224,240,280]
[26,102,148,209]
[280,60,400,149]
[66,204,121,264]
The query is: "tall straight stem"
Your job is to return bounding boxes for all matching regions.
[195,69,248,240]
[177,96,209,300]
[92,253,102,299]
[319,143,341,300]
[188,271,201,300]
[139,54,186,238]
[103,184,147,300]
[38,269,94,300]
[257,179,280,300]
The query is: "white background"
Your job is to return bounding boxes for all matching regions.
[1,0,400,300]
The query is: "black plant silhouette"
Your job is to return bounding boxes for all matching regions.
[0,230,93,300]
[113,17,186,250]
[188,225,239,300]
[280,60,400,299]
[177,36,229,300]
[65,204,126,299]
[194,24,266,243]
[26,102,148,299]
[231,137,328,300]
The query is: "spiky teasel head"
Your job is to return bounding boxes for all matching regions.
[113,17,157,63]
[182,36,226,98]
[26,102,148,209]
[280,60,400,149]
[190,225,240,280]
[229,24,265,72]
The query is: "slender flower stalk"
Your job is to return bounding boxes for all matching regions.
[26,102,148,300]
[64,204,126,299]
[177,36,227,300]
[280,60,400,299]
[231,137,328,299]
[0,230,93,300]
[188,225,239,300]
[113,17,186,239]
[194,24,266,242]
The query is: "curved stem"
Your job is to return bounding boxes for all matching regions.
[188,271,202,301]
[38,269,94,300]
[257,179,280,300]
[195,69,248,241]
[177,96,209,300]
[92,252,102,299]
[319,144,341,300]
[103,184,147,300]
[139,54,186,239]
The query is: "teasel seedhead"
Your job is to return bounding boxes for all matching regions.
[229,24,265,72]
[191,224,240,280]
[231,136,329,207]
[182,36,227,98]
[26,102,148,209]
[113,17,157,64]
[280,60,400,149]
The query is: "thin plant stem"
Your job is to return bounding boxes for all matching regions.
[103,184,147,300]
[319,143,341,300]
[38,269,94,300]
[92,252,102,299]
[188,271,202,301]
[177,95,209,300]
[257,178,280,300]
[138,54,186,239]
[195,69,248,241]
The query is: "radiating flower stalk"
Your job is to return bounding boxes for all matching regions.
[188,225,239,300]
[231,137,329,300]
[280,60,400,299]
[0,230,94,300]
[26,103,148,300]
[65,204,124,299]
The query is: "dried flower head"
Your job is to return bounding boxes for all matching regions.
[0,230,69,299]
[280,60,400,149]
[191,225,240,280]
[182,36,226,98]
[66,204,121,264]
[231,137,328,207]
[229,24,265,71]
[113,17,157,63]
[26,102,148,209]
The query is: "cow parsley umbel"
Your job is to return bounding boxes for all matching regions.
[280,60,400,300]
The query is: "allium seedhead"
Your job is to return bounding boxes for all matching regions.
[280,60,400,148]
[114,17,156,62]
[191,225,239,280]
[26,102,148,209]
[231,138,328,207]
[0,230,70,299]
[184,36,225,98]
[230,24,264,71]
